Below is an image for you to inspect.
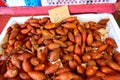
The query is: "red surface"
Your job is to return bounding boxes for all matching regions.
[0,15,11,33]
[0,0,6,6]
[0,4,115,15]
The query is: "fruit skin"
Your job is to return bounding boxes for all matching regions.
[104,75,120,80]
[73,54,81,65]
[34,64,45,71]
[82,53,91,63]
[100,66,114,74]
[98,43,108,52]
[113,50,120,65]
[49,48,61,62]
[77,65,85,74]
[98,18,109,25]
[69,60,78,70]
[9,26,19,39]
[53,39,67,47]
[68,32,75,43]
[30,57,40,66]
[19,72,31,80]
[45,62,60,74]
[74,44,81,56]
[93,31,101,41]
[11,54,21,68]
[86,76,102,80]
[86,66,98,77]
[54,72,83,80]
[28,71,46,80]
[92,41,103,47]
[20,29,30,35]
[55,67,70,75]
[66,45,74,52]
[96,59,107,67]
[107,60,120,72]
[62,23,77,29]
[105,37,117,48]
[90,52,103,60]
[75,33,82,46]
[22,59,33,72]
[44,23,56,29]
[48,43,60,50]
[96,70,106,79]
[63,17,77,22]
[4,67,18,78]
[87,31,93,46]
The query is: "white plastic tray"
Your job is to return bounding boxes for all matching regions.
[0,13,120,53]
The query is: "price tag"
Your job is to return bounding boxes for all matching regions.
[48,6,70,23]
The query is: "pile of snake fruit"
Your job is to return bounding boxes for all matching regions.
[0,16,120,80]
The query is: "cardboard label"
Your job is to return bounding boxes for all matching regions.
[48,6,70,23]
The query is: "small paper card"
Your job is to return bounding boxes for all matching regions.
[48,6,70,23]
